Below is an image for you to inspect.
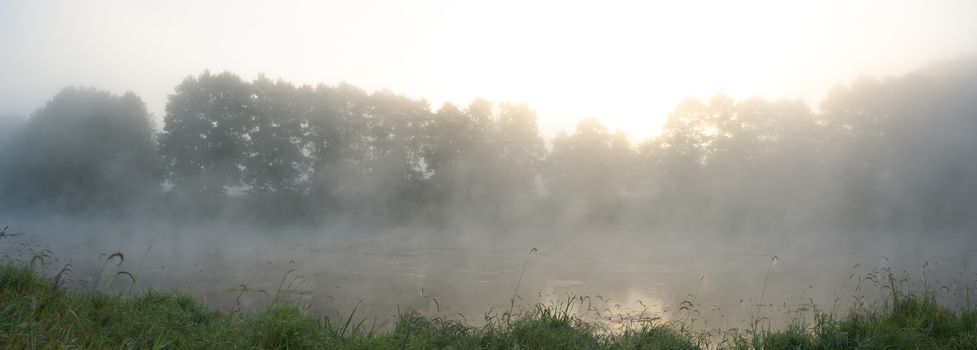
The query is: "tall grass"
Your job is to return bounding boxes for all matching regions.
[1,227,975,349]
[0,264,703,349]
[1,262,976,349]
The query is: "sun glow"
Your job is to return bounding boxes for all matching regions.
[1,0,975,141]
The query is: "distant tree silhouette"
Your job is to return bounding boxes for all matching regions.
[305,83,371,208]
[0,114,25,151]
[638,97,710,204]
[361,90,431,209]
[495,103,545,199]
[424,103,477,198]
[421,99,537,221]
[244,76,309,193]
[158,71,252,196]
[0,87,160,212]
[546,117,633,221]
[2,60,974,230]
[819,61,977,229]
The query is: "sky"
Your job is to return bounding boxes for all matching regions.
[1,0,976,141]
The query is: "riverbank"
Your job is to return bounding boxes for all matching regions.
[1,264,975,349]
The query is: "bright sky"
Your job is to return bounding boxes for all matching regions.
[1,0,975,141]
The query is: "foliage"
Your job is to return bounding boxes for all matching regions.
[0,87,160,213]
[2,60,977,230]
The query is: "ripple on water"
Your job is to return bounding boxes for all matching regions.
[548,279,585,287]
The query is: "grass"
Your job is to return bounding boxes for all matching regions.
[0,263,700,349]
[0,263,975,349]
[720,293,977,350]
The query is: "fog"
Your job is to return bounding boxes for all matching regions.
[2,58,977,333]
[4,1,977,140]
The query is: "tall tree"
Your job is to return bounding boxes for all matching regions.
[496,102,545,195]
[244,76,309,193]
[158,71,252,195]
[0,113,25,151]
[0,87,160,212]
[424,103,476,197]
[638,97,711,203]
[360,90,432,208]
[819,61,977,229]
[305,83,371,207]
[546,117,634,221]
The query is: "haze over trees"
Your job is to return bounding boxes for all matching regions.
[0,113,24,152]
[1,60,976,233]
[0,88,160,213]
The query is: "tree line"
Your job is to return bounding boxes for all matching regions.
[2,60,976,231]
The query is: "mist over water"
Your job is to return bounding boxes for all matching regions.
[2,59,977,335]
[3,220,976,333]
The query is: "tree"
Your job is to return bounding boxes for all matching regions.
[818,60,977,229]
[0,87,160,212]
[424,103,480,199]
[360,90,432,211]
[305,83,371,207]
[638,97,711,203]
[0,113,25,151]
[158,71,252,195]
[243,76,309,193]
[496,103,545,195]
[545,117,634,221]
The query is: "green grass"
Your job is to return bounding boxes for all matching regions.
[1,263,975,349]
